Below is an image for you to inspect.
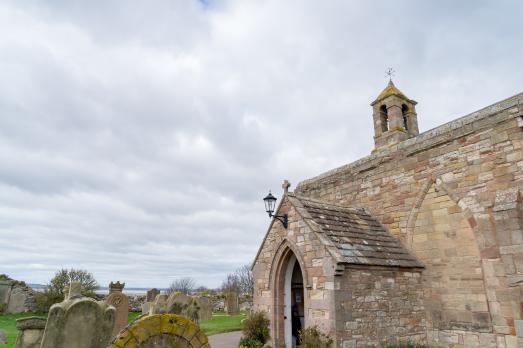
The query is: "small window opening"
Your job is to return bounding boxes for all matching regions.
[402,104,409,131]
[380,105,389,132]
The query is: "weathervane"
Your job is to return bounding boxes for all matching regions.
[385,67,395,82]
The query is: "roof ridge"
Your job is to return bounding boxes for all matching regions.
[292,194,367,213]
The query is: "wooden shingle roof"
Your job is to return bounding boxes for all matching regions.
[290,194,423,268]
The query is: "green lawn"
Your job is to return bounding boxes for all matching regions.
[0,311,245,347]
[0,312,47,348]
[200,311,246,336]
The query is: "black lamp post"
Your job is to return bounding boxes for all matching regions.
[263,191,288,229]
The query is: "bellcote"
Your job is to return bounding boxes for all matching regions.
[371,80,419,150]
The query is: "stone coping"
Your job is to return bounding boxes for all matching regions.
[15,317,47,330]
[296,91,523,190]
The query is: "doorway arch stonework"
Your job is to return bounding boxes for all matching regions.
[270,242,307,348]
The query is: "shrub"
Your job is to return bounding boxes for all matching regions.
[298,326,333,348]
[36,268,99,312]
[35,289,63,312]
[239,337,263,348]
[241,310,270,345]
[48,268,98,297]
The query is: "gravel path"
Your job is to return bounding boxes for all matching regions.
[208,330,242,348]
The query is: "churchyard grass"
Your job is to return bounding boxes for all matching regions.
[0,312,46,348]
[0,311,246,347]
[199,311,246,336]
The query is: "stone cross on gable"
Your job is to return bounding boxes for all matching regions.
[282,180,291,194]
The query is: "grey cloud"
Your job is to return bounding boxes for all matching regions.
[0,0,522,288]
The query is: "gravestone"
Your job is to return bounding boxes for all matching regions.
[196,297,212,321]
[109,314,210,348]
[226,290,239,315]
[14,317,46,348]
[105,281,129,339]
[142,288,161,314]
[166,292,191,314]
[0,280,11,305]
[149,294,168,315]
[40,282,115,348]
[0,329,6,345]
[146,288,160,302]
[7,286,36,314]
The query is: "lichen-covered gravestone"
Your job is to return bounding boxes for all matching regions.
[195,297,212,321]
[110,314,210,348]
[149,294,168,315]
[225,290,239,315]
[166,292,191,314]
[105,281,129,339]
[14,317,46,348]
[40,282,116,348]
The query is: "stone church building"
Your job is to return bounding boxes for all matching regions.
[252,81,523,348]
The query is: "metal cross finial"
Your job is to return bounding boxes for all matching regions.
[385,67,395,82]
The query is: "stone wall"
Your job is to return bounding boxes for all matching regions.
[295,93,523,346]
[335,266,425,348]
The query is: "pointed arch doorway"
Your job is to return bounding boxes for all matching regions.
[272,246,306,348]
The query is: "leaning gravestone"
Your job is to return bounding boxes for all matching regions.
[166,292,191,314]
[105,281,129,339]
[14,317,46,348]
[195,297,212,321]
[40,282,115,348]
[226,290,240,315]
[109,314,210,348]
[149,294,168,315]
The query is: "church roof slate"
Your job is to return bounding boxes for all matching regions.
[289,194,424,269]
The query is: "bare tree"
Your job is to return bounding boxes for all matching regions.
[235,265,254,296]
[167,277,196,295]
[221,273,240,293]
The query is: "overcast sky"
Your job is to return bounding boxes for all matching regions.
[1,0,522,289]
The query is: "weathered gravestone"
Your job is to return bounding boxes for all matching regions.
[0,329,6,345]
[7,286,37,314]
[166,292,191,314]
[109,313,210,348]
[142,288,160,315]
[149,294,168,315]
[0,280,10,306]
[105,281,129,339]
[14,317,46,348]
[40,282,115,348]
[195,297,212,321]
[225,290,239,315]
[146,288,160,302]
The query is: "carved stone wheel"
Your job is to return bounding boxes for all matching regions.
[110,314,210,348]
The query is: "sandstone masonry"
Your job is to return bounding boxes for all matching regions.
[253,84,523,348]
